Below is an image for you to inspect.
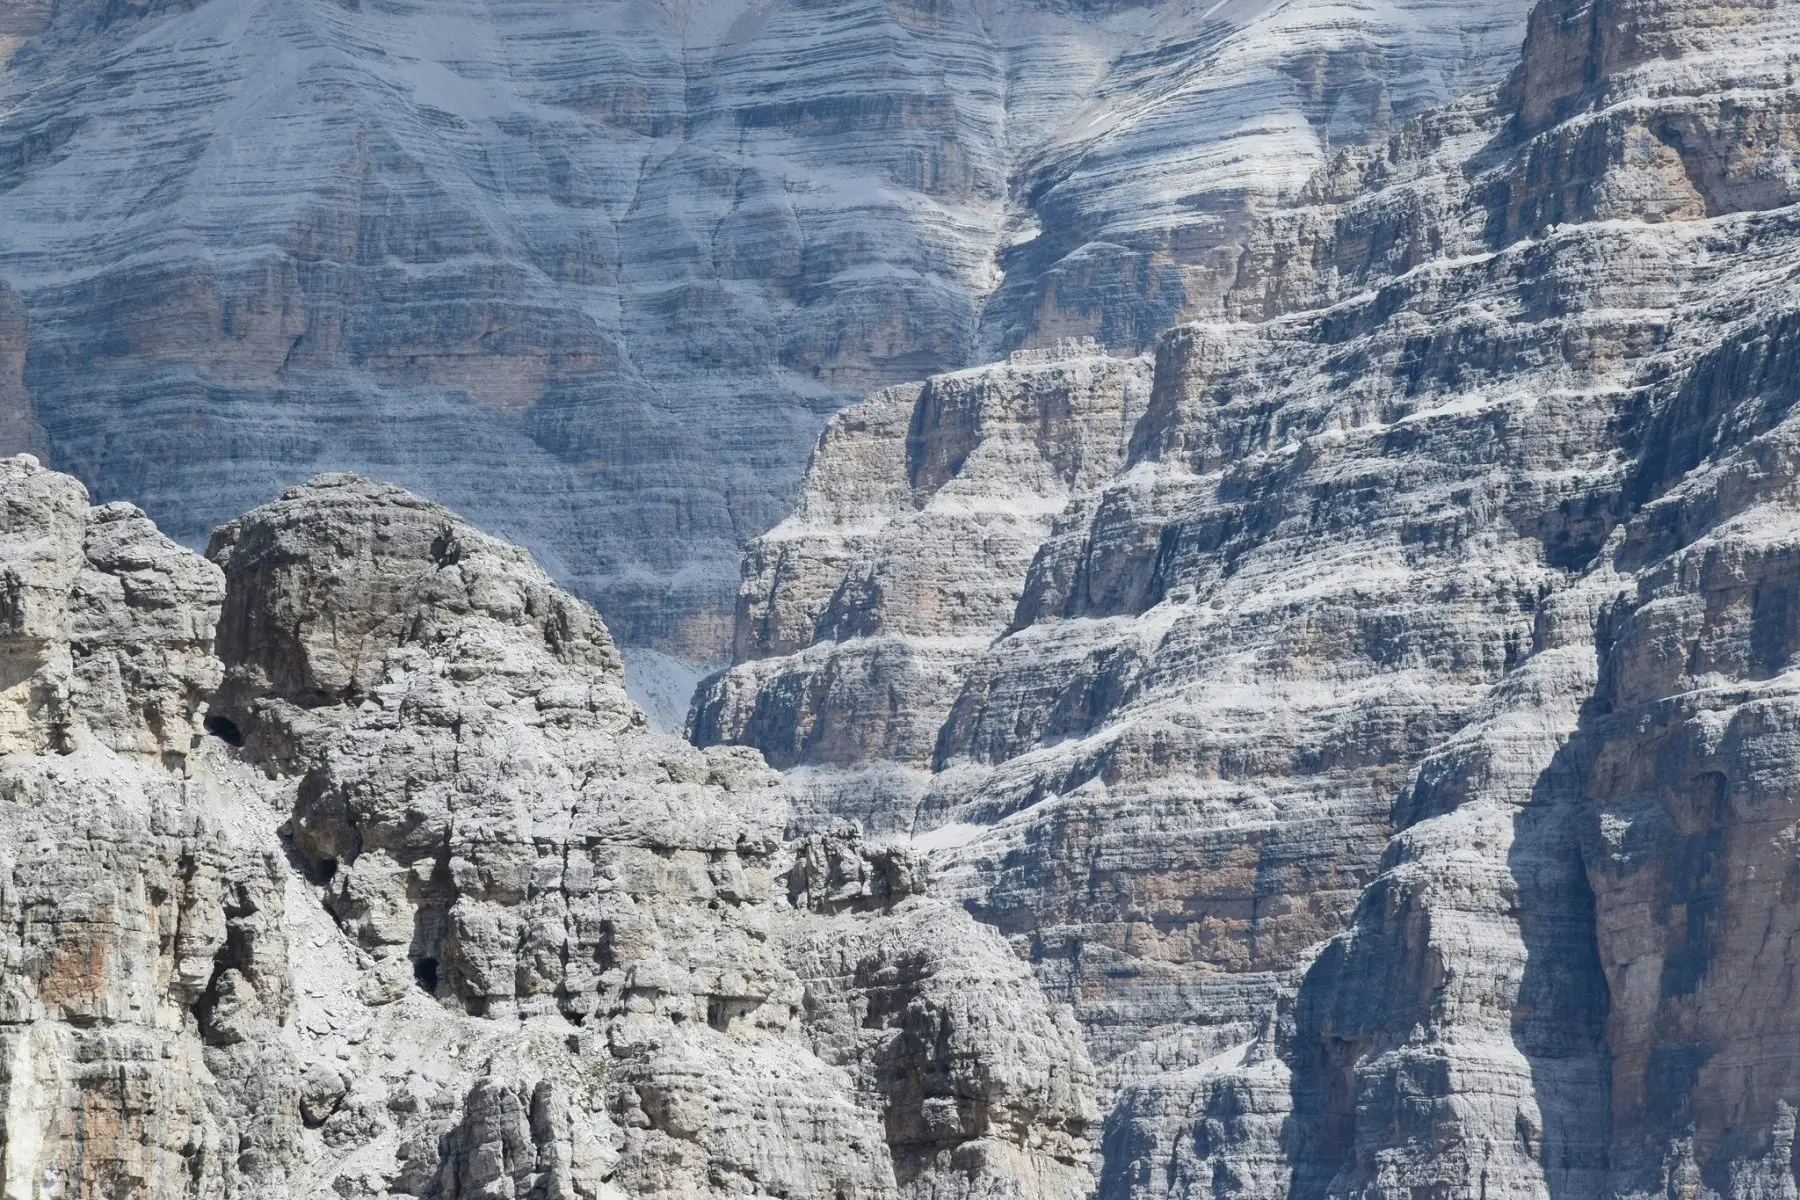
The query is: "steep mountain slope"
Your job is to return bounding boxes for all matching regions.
[0,0,1532,661]
[693,0,1800,1192]
[0,456,1095,1199]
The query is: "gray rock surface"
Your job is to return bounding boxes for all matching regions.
[0,458,1094,1199]
[0,0,1535,661]
[782,890,1099,1200]
[5,0,1800,1195]
[694,0,1800,1194]
[0,283,43,462]
[0,455,293,1198]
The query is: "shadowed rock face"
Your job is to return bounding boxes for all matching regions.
[0,282,44,460]
[0,457,1095,1200]
[694,0,1800,1193]
[0,0,1534,659]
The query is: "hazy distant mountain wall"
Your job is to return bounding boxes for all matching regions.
[0,0,1533,658]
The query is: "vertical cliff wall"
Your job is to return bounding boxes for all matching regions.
[694,0,1800,1192]
[0,0,1534,659]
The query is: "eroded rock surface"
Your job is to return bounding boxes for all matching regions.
[0,0,1536,660]
[0,460,1095,1199]
[694,0,1800,1194]
[0,454,291,1198]
[7,0,1800,1194]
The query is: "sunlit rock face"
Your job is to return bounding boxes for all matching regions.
[695,0,1800,1192]
[0,457,1098,1200]
[9,0,1800,1192]
[0,0,1532,658]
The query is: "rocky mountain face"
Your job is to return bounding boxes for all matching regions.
[692,0,1800,1194]
[0,0,1534,662]
[0,456,1096,1199]
[6,0,1800,1195]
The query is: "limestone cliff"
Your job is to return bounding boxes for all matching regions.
[5,0,1800,1193]
[0,457,1094,1199]
[0,0,1535,660]
[693,0,1800,1193]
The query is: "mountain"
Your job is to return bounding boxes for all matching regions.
[8,0,1800,1194]
[0,0,1533,664]
[0,456,1097,1199]
[692,0,1800,1192]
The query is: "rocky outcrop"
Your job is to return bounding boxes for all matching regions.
[694,0,1800,1194]
[6,0,1800,1194]
[691,344,1154,831]
[0,455,292,1198]
[783,894,1098,1200]
[787,830,930,916]
[0,0,1536,663]
[1577,361,1800,1197]
[0,459,1095,1199]
[0,456,224,765]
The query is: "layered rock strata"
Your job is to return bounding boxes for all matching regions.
[0,456,1095,1199]
[694,342,1154,831]
[0,0,1535,659]
[694,0,1800,1193]
[0,283,42,462]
